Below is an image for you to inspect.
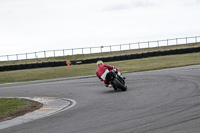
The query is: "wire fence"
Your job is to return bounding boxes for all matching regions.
[0,36,200,61]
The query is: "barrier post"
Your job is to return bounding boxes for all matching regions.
[44,51,46,58]
[167,39,168,46]
[101,46,103,53]
[195,37,197,43]
[7,55,9,61]
[54,50,56,57]
[138,42,140,49]
[35,52,37,59]
[186,37,187,44]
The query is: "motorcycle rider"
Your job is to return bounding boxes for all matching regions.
[96,60,125,87]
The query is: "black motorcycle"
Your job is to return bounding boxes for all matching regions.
[106,69,127,91]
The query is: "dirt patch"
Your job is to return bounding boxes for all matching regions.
[0,99,43,122]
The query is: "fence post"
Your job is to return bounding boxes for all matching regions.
[110,46,112,52]
[138,42,140,49]
[167,39,168,46]
[7,55,9,61]
[26,53,28,59]
[53,50,56,57]
[120,45,122,51]
[82,48,84,55]
[44,51,46,58]
[176,38,178,45]
[35,52,37,59]
[90,48,92,54]
[129,43,131,50]
[148,42,150,48]
[186,37,187,44]
[157,41,159,47]
[195,36,197,43]
[72,49,73,55]
[63,50,65,56]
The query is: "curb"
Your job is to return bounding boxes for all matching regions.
[0,97,76,130]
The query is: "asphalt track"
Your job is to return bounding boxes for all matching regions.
[0,65,200,133]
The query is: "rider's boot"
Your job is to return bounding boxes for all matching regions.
[105,84,112,88]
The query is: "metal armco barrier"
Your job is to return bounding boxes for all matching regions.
[0,46,200,71]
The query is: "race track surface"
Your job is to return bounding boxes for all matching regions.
[0,65,200,133]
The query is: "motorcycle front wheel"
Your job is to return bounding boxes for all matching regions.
[113,78,127,91]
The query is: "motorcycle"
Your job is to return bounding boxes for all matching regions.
[105,69,127,91]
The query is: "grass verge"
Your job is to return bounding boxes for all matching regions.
[0,98,43,122]
[0,52,199,84]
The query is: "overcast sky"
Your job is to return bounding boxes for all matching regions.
[0,0,200,55]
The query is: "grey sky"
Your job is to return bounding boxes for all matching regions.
[0,0,200,55]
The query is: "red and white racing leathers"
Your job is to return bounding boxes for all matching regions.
[96,64,119,87]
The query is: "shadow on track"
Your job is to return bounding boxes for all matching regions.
[101,89,128,94]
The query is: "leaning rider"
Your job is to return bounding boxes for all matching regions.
[96,60,125,87]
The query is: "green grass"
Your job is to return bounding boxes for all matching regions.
[0,98,38,119]
[0,43,200,66]
[0,52,200,84]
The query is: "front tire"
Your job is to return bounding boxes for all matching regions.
[113,78,127,91]
[113,85,118,91]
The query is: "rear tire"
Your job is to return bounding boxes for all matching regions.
[113,78,127,91]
